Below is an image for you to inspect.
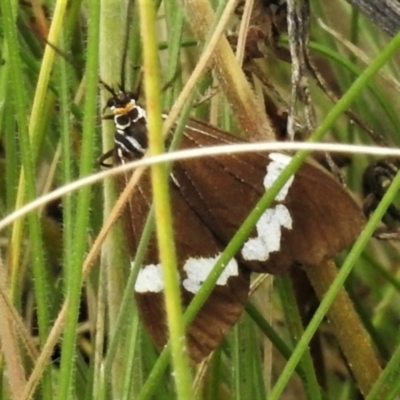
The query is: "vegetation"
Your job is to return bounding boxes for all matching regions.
[1,0,400,399]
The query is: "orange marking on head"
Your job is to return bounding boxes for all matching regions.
[113,101,136,115]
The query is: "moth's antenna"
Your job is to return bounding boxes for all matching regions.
[120,0,135,91]
[99,79,117,96]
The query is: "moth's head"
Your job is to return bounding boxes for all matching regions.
[101,81,138,116]
[102,82,145,121]
[106,90,137,114]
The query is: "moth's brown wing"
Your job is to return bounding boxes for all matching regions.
[121,167,250,363]
[275,161,365,268]
[173,124,365,274]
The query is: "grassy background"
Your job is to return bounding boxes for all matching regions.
[1,0,400,399]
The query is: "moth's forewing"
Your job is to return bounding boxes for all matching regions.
[118,165,250,363]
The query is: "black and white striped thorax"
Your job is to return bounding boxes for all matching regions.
[103,89,149,162]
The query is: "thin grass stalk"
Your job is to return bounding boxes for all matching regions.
[54,24,79,397]
[0,14,11,129]
[232,314,260,399]
[163,0,184,110]
[126,3,142,90]
[138,1,193,398]
[93,250,107,399]
[365,323,400,398]
[1,0,53,398]
[8,0,68,300]
[252,349,268,400]
[57,27,74,303]
[276,275,322,400]
[120,313,141,400]
[56,0,100,398]
[4,93,18,211]
[98,0,132,394]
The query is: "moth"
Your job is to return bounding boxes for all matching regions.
[101,87,365,363]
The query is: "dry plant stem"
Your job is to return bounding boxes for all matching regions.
[236,0,254,65]
[21,301,67,400]
[304,259,384,398]
[0,275,38,362]
[318,19,400,94]
[0,289,38,361]
[0,262,26,399]
[182,0,275,141]
[193,355,213,396]
[306,58,389,147]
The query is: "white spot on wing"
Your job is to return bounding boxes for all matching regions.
[241,153,295,262]
[241,204,292,261]
[183,255,239,294]
[135,264,164,293]
[269,152,292,165]
[264,153,294,201]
